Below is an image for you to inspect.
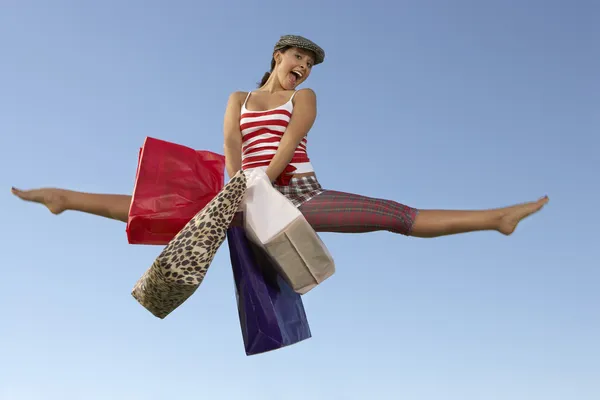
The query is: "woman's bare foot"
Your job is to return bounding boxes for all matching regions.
[11,187,69,215]
[497,196,549,235]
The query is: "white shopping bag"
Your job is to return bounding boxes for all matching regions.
[242,169,335,294]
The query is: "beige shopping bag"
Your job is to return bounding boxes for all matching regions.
[242,169,335,294]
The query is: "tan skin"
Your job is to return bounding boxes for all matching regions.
[11,46,548,237]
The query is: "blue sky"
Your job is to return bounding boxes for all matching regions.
[1,1,598,399]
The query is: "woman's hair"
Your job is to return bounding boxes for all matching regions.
[257,46,290,88]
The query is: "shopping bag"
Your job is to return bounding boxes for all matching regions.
[242,169,335,294]
[131,170,247,319]
[127,136,226,245]
[227,223,312,355]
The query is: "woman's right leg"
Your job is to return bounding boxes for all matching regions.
[11,187,131,223]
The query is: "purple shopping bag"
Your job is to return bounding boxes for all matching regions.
[227,223,312,356]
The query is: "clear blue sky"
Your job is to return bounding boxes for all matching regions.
[1,1,598,399]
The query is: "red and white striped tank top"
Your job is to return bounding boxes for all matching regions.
[240,91,314,175]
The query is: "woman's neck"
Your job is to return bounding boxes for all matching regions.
[260,72,286,93]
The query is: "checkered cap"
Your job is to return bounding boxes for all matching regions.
[274,35,325,65]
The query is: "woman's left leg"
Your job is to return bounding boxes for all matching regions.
[298,190,548,238]
[11,187,131,222]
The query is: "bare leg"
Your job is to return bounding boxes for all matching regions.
[11,187,131,223]
[410,196,549,238]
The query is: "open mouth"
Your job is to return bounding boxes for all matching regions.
[289,70,303,84]
[288,70,303,87]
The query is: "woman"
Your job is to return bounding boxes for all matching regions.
[11,35,548,238]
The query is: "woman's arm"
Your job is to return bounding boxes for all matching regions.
[265,88,317,182]
[223,92,244,179]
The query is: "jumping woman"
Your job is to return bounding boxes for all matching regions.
[12,35,548,239]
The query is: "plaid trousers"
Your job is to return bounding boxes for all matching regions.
[274,176,418,236]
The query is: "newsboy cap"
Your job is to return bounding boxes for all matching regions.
[273,35,325,65]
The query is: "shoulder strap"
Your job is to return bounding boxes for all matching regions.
[242,91,252,108]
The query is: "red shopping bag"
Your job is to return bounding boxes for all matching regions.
[126,137,226,245]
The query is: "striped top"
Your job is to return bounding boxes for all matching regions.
[240,91,314,176]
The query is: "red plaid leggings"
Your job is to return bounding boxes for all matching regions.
[298,190,419,236]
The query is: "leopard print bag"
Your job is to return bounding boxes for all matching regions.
[131,170,247,319]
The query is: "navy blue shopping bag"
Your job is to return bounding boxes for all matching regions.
[227,224,312,355]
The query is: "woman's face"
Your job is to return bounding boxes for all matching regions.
[274,47,315,90]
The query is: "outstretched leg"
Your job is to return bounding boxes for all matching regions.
[11,187,131,223]
[409,197,548,237]
[299,190,548,238]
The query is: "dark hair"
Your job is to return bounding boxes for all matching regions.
[257,46,290,88]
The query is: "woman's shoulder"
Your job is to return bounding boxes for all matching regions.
[228,91,250,102]
[292,88,317,107]
[295,87,316,97]
[224,91,251,111]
